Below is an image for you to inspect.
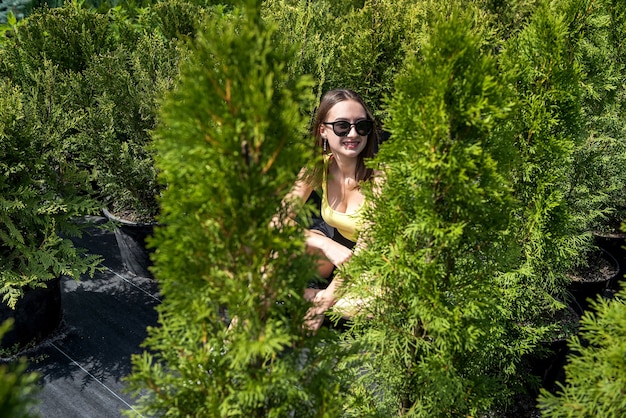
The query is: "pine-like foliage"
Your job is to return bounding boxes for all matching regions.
[0,75,100,308]
[567,0,626,235]
[0,321,41,417]
[317,0,428,116]
[0,1,199,222]
[537,288,626,417]
[341,2,520,416]
[263,0,429,117]
[497,0,591,330]
[0,1,118,76]
[125,4,347,416]
[79,30,186,221]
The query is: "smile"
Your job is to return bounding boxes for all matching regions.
[342,140,361,149]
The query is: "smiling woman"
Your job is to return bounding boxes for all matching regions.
[277,88,381,331]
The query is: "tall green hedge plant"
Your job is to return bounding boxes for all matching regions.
[567,0,626,236]
[1,1,201,221]
[341,2,521,415]
[497,0,591,335]
[126,4,347,415]
[263,0,429,118]
[538,289,626,416]
[0,75,99,308]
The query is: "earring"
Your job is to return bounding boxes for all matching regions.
[323,138,328,152]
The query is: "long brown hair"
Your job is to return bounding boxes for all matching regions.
[307,89,379,186]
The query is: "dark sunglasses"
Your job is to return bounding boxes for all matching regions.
[322,119,373,137]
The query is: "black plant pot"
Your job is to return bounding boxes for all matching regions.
[593,232,626,292]
[568,247,619,312]
[0,276,63,349]
[102,208,155,278]
[528,303,582,394]
[531,339,569,394]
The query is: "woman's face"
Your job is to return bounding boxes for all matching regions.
[319,99,368,159]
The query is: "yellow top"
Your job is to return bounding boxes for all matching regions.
[321,155,364,242]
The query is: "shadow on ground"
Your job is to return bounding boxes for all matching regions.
[25,216,160,417]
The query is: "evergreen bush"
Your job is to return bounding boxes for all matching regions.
[0,1,200,221]
[0,75,99,308]
[341,2,521,415]
[567,0,626,236]
[497,0,591,334]
[537,288,626,417]
[125,3,347,415]
[79,32,186,220]
[264,0,428,118]
[136,0,208,41]
[0,1,117,76]
[317,0,426,116]
[0,321,41,417]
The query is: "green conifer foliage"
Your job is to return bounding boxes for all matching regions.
[0,321,41,416]
[125,4,346,416]
[341,2,519,415]
[79,32,185,220]
[263,0,429,117]
[498,0,590,323]
[320,0,428,115]
[0,1,117,77]
[261,0,335,105]
[0,76,100,308]
[538,289,626,417]
[567,0,626,234]
[0,1,202,221]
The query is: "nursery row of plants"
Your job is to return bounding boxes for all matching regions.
[1,0,626,416]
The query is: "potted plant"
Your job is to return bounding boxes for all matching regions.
[125,4,348,415]
[0,321,41,414]
[566,0,626,262]
[84,32,182,277]
[567,245,620,312]
[0,1,198,277]
[77,1,199,277]
[527,301,582,395]
[340,3,528,415]
[538,286,626,417]
[0,75,100,348]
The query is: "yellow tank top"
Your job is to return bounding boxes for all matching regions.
[321,156,364,242]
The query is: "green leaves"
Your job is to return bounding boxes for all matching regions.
[339,2,520,415]
[0,321,41,416]
[0,76,101,308]
[126,4,346,416]
[538,289,626,417]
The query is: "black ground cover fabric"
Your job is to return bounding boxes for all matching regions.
[28,216,159,417]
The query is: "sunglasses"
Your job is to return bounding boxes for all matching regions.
[322,119,373,137]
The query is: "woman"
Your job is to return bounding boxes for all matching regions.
[285,89,380,331]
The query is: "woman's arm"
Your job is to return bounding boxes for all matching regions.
[270,168,313,229]
[304,230,353,267]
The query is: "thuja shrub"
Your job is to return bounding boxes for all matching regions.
[497,0,591,326]
[1,0,203,221]
[567,0,626,234]
[0,1,117,78]
[0,76,99,308]
[261,0,335,104]
[341,2,520,416]
[136,0,208,41]
[537,289,626,416]
[0,321,40,416]
[125,4,346,416]
[317,0,428,115]
[263,0,429,117]
[79,32,186,220]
